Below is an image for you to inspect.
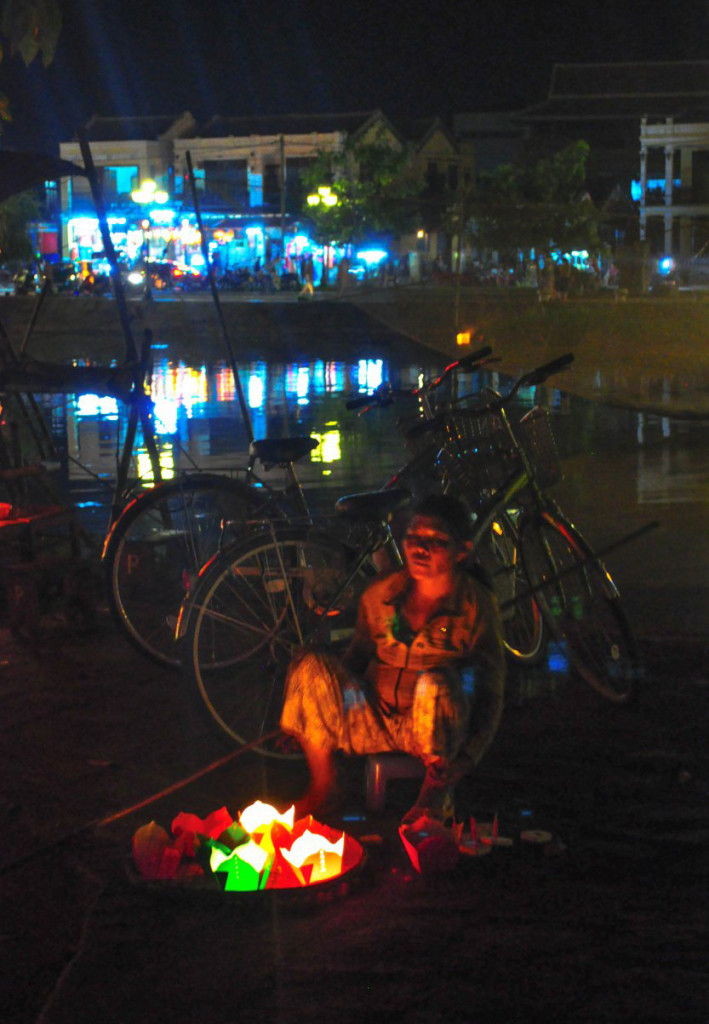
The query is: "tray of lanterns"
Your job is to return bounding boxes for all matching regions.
[129,800,366,903]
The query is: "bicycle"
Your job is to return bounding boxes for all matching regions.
[102,346,495,668]
[101,439,318,667]
[412,351,637,704]
[176,352,636,757]
[348,364,545,666]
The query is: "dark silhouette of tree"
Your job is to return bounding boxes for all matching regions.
[0,190,40,260]
[301,129,421,248]
[0,0,62,130]
[468,140,600,264]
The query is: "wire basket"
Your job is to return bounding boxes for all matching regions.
[428,405,562,508]
[434,409,519,505]
[517,406,563,490]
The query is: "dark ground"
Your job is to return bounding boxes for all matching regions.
[1,600,708,1024]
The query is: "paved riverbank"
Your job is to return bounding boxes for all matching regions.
[1,614,708,1024]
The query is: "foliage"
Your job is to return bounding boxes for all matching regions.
[0,190,40,260]
[300,129,421,246]
[0,0,62,129]
[467,140,600,261]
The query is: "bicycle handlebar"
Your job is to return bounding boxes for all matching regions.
[344,343,494,412]
[405,351,575,440]
[517,352,574,390]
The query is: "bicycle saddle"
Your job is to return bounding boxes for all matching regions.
[249,436,319,466]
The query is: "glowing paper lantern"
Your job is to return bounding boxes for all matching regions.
[265,847,308,889]
[280,829,345,883]
[171,806,235,857]
[239,800,295,833]
[252,820,293,857]
[210,839,273,891]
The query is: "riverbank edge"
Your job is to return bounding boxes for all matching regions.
[2,290,709,417]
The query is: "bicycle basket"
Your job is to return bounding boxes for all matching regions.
[435,409,519,506]
[517,407,562,490]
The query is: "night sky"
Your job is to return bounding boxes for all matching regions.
[1,0,709,152]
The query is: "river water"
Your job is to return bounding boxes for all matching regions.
[29,343,709,640]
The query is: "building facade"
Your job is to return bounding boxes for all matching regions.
[519,61,709,280]
[57,110,474,280]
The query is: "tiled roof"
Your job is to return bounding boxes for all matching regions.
[519,96,709,122]
[519,62,709,122]
[79,115,194,142]
[195,112,378,138]
[549,61,709,99]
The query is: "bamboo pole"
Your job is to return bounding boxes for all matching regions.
[185,151,254,444]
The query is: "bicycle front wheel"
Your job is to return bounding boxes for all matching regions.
[474,511,546,664]
[103,475,275,668]
[178,526,377,755]
[520,509,637,702]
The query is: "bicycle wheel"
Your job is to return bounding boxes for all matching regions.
[474,510,546,664]
[178,526,377,755]
[519,509,637,702]
[103,475,276,668]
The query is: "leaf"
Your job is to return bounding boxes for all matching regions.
[1,0,62,68]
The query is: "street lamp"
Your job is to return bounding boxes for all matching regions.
[131,179,169,205]
[307,185,338,208]
[306,186,339,286]
[131,180,169,261]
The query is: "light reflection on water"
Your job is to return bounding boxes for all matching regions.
[54,354,709,518]
[63,356,439,503]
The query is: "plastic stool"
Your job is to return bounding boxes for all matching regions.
[365,753,425,812]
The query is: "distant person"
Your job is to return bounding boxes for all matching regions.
[280,494,506,824]
[299,253,315,300]
[336,256,351,295]
[538,260,556,302]
[554,258,572,301]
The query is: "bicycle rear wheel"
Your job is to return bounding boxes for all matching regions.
[178,526,377,755]
[474,511,546,664]
[103,475,275,668]
[520,509,637,702]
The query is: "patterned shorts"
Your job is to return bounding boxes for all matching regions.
[280,648,469,766]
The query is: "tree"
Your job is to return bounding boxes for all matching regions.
[0,0,62,130]
[301,129,421,249]
[0,190,40,260]
[468,140,600,266]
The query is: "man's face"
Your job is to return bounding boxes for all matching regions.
[402,514,465,582]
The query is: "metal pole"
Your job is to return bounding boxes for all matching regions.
[279,134,286,256]
[77,129,138,365]
[185,151,254,444]
[77,130,163,506]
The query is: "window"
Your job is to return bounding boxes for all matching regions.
[103,166,138,198]
[263,164,282,209]
[203,161,248,208]
[426,161,444,192]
